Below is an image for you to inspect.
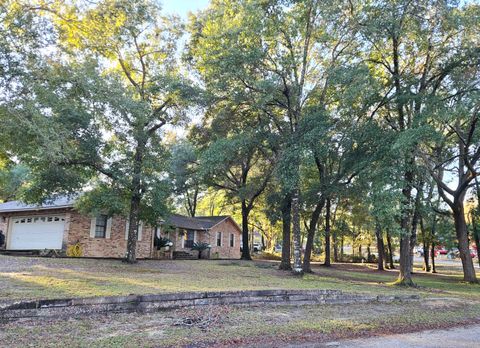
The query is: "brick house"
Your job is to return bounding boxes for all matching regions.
[161,214,242,259]
[0,197,242,259]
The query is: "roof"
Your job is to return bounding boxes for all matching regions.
[164,214,231,230]
[0,196,76,213]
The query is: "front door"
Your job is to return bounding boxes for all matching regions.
[184,230,195,248]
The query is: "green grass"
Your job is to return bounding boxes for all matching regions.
[0,255,478,302]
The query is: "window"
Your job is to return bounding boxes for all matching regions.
[230,234,235,248]
[95,215,108,238]
[125,221,143,241]
[216,232,222,247]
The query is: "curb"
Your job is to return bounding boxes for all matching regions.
[0,289,420,321]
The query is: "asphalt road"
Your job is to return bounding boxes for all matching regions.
[320,324,480,348]
[413,256,480,269]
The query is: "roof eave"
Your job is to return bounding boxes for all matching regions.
[0,205,74,214]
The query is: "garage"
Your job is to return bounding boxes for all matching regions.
[8,215,66,250]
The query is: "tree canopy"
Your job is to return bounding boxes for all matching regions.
[1,0,479,283]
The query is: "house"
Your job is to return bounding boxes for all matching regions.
[160,214,242,259]
[0,197,242,259]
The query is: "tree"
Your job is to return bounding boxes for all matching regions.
[421,104,480,283]
[169,141,203,217]
[415,0,480,283]
[0,163,29,202]
[357,0,480,285]
[2,0,195,263]
[471,179,480,268]
[198,129,273,260]
[299,75,382,271]
[189,0,359,274]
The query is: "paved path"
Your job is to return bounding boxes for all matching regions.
[320,324,480,348]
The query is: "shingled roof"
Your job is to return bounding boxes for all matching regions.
[164,214,230,230]
[0,196,76,213]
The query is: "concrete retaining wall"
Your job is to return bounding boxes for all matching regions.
[0,289,420,321]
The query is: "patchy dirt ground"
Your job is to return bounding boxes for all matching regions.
[315,324,480,348]
[1,299,479,348]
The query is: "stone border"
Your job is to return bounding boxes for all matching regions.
[0,289,420,321]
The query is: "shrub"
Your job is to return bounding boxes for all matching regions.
[341,254,366,263]
[255,251,281,261]
[154,236,173,250]
[191,242,211,259]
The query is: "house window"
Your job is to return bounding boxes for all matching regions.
[95,215,108,238]
[230,233,235,248]
[216,232,222,247]
[125,221,144,241]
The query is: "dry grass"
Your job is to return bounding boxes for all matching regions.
[1,255,479,347]
[0,255,478,302]
[1,299,479,347]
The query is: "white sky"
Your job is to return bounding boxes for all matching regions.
[161,0,210,17]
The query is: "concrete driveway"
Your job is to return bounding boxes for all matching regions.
[320,324,480,348]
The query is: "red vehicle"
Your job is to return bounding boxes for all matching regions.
[435,245,448,255]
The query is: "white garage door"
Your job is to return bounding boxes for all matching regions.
[9,215,66,250]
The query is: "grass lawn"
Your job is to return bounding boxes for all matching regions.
[0,255,479,302]
[1,255,479,347]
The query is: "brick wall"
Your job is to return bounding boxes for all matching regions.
[207,218,241,259]
[161,218,241,259]
[68,211,153,258]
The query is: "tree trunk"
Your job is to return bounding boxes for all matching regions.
[472,213,480,268]
[291,187,303,275]
[386,230,395,269]
[126,193,141,263]
[452,204,477,283]
[430,203,438,273]
[375,222,385,271]
[125,141,145,263]
[420,218,430,272]
[430,241,436,273]
[279,194,292,270]
[241,200,252,260]
[398,235,413,285]
[397,169,415,286]
[303,198,325,273]
[409,187,422,273]
[324,198,331,266]
[474,179,480,267]
[340,236,344,260]
[333,232,339,262]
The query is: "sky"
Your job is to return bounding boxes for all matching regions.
[161,0,211,17]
